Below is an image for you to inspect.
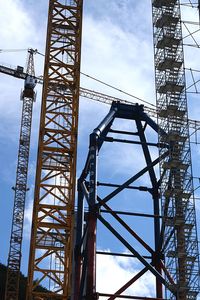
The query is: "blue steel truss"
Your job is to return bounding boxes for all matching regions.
[74,102,176,300]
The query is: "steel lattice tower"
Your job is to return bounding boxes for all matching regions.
[5,49,36,300]
[152,0,200,299]
[26,1,83,299]
[74,102,173,299]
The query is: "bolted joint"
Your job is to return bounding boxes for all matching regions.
[90,132,99,147]
[85,292,99,300]
[77,178,82,192]
[74,244,81,259]
[152,251,164,266]
[89,203,100,217]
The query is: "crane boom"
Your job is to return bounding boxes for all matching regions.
[1,63,200,131]
[0,64,26,80]
[0,62,43,82]
[5,49,36,300]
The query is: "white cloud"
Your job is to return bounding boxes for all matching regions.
[23,189,34,239]
[0,0,31,45]
[0,0,44,138]
[96,252,155,298]
[81,12,155,104]
[0,0,41,65]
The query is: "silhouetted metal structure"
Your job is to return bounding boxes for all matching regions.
[5,49,37,300]
[75,102,174,299]
[26,1,83,299]
[152,0,200,299]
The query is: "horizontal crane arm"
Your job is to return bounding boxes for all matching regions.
[0,63,199,129]
[0,64,26,80]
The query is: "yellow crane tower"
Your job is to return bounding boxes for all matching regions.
[26,1,83,299]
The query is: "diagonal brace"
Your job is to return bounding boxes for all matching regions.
[100,201,154,254]
[101,150,169,204]
[108,267,148,300]
[98,214,174,293]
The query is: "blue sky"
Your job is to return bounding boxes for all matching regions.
[0,0,200,297]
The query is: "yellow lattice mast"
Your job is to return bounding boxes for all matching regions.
[26,0,83,299]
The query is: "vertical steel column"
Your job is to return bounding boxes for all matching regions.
[152,0,200,299]
[26,1,83,299]
[74,179,84,300]
[136,119,163,299]
[86,133,98,300]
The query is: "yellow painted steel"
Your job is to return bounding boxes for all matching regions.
[26,1,83,299]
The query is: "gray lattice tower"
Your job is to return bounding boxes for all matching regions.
[152,0,200,299]
[5,50,36,300]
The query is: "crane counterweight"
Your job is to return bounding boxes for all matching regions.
[21,75,37,101]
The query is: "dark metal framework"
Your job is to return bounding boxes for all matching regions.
[152,0,200,299]
[74,102,176,300]
[26,0,83,299]
[5,49,36,300]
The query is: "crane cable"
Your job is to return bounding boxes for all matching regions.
[80,72,156,108]
[0,47,156,108]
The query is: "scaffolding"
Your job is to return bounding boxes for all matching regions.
[152,0,200,299]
